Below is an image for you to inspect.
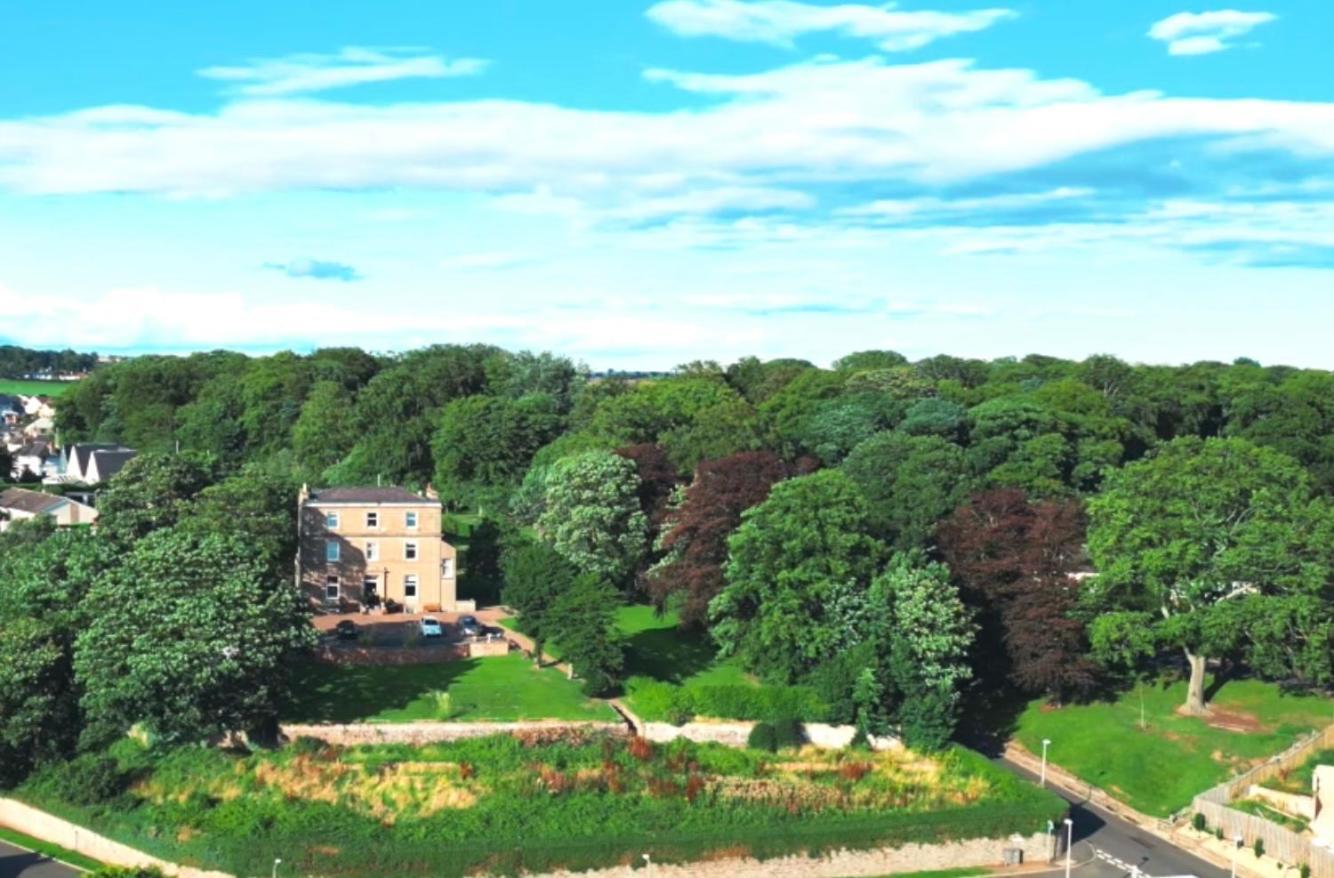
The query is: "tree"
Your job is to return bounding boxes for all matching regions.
[841,432,973,551]
[615,443,679,529]
[548,573,626,695]
[537,451,648,587]
[937,488,1096,702]
[1087,437,1332,714]
[432,393,564,507]
[291,380,360,476]
[646,451,795,628]
[95,452,215,544]
[75,528,315,745]
[711,470,887,682]
[501,539,576,664]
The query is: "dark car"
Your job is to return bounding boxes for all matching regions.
[458,615,483,637]
[334,620,359,640]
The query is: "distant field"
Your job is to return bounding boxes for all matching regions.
[0,378,73,396]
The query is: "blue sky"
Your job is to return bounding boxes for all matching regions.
[2,1,1333,368]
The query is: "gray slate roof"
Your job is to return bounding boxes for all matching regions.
[0,487,66,515]
[90,450,137,482]
[307,486,433,505]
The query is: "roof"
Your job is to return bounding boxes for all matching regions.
[306,486,436,506]
[88,450,137,482]
[67,443,132,473]
[0,487,67,515]
[15,441,52,457]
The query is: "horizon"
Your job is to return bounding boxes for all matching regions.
[4,1,1334,368]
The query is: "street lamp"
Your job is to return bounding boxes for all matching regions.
[1231,836,1243,878]
[1063,818,1074,878]
[272,857,282,878]
[1041,738,1052,788]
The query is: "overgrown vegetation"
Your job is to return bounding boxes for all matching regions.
[16,734,1063,878]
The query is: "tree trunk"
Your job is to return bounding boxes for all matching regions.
[1183,650,1209,715]
[533,637,544,666]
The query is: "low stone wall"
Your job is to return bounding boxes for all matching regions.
[468,638,510,658]
[0,797,231,878]
[641,719,902,751]
[281,720,628,746]
[530,831,1056,878]
[313,642,469,665]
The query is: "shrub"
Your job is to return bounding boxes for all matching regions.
[35,753,127,805]
[580,670,617,698]
[1192,813,1207,832]
[1301,863,1311,878]
[1216,827,1224,840]
[289,736,329,756]
[748,722,777,752]
[1254,839,1265,859]
[771,717,804,749]
[91,868,166,878]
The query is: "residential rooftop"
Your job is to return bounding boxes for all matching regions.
[305,486,436,505]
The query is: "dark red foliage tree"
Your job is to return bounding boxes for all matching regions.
[936,488,1097,702]
[646,450,796,628]
[615,443,679,529]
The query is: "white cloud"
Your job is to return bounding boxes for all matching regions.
[198,46,487,96]
[1148,10,1276,56]
[438,250,535,271]
[646,0,1016,51]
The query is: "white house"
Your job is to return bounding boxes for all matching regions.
[20,396,56,419]
[22,416,54,438]
[0,487,98,531]
[11,440,59,480]
[62,443,137,484]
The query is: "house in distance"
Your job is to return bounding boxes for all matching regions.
[296,485,459,613]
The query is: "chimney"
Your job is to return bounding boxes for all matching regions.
[424,483,439,501]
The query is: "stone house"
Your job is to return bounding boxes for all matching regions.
[296,485,459,612]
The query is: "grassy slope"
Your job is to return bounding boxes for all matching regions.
[282,653,616,723]
[0,379,72,397]
[1014,677,1332,817]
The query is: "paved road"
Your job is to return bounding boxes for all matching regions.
[998,758,1227,878]
[0,840,80,878]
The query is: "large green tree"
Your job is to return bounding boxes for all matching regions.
[501,538,577,664]
[841,432,972,551]
[548,573,626,695]
[432,394,564,508]
[1087,437,1333,714]
[537,450,648,587]
[711,470,887,682]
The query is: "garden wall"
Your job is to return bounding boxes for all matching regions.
[529,830,1056,878]
[0,796,230,878]
[280,720,628,746]
[640,720,902,751]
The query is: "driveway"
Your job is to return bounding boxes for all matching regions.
[0,840,80,878]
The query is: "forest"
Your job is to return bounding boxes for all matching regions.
[1,344,1329,787]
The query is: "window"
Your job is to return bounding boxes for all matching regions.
[324,512,339,529]
[365,541,378,561]
[405,541,418,561]
[404,574,418,598]
[325,540,340,562]
[405,510,418,529]
[366,511,379,528]
[325,575,340,601]
[441,558,453,578]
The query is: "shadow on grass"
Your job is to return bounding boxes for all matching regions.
[623,624,718,683]
[282,659,479,723]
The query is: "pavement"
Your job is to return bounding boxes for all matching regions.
[0,840,80,878]
[998,757,1228,878]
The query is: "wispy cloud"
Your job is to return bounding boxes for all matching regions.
[263,258,362,281]
[1148,10,1276,56]
[646,0,1016,51]
[198,46,487,96]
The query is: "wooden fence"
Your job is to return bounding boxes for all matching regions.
[1191,724,1334,878]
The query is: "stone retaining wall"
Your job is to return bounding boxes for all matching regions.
[639,719,902,751]
[0,797,230,878]
[280,720,628,746]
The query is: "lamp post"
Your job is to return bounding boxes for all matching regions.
[1231,836,1243,878]
[1063,818,1074,878]
[1041,738,1052,788]
[272,857,282,878]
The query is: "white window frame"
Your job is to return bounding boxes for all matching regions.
[405,510,418,529]
[324,511,339,529]
[325,575,340,602]
[441,558,453,578]
[405,540,418,561]
[366,511,379,529]
[365,540,378,562]
[325,540,340,562]
[404,574,418,599]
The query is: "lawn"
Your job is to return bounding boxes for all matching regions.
[281,653,617,723]
[1014,677,1332,817]
[19,734,1063,878]
[0,378,73,397]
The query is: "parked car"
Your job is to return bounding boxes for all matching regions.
[458,615,483,637]
[334,620,359,640]
[420,617,444,638]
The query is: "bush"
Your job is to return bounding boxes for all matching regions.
[580,670,617,698]
[91,868,166,878]
[747,722,778,752]
[1301,863,1311,878]
[1215,827,1224,840]
[35,753,126,805]
[1192,813,1207,832]
[1254,839,1265,859]
[772,717,804,749]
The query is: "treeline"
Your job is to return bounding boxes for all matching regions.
[46,345,1334,749]
[0,344,98,379]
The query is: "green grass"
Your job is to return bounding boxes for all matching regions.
[0,825,102,871]
[1232,799,1309,833]
[280,653,617,723]
[1014,677,1332,817]
[1261,747,1334,795]
[858,869,989,878]
[0,378,73,397]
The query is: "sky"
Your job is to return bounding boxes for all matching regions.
[2,1,1333,370]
